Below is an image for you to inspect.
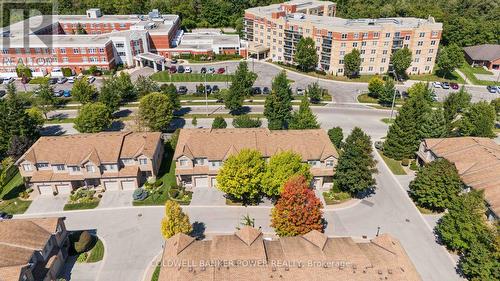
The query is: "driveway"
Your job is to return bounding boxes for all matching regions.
[60,256,101,281]
[25,194,68,214]
[190,187,226,206]
[98,190,134,209]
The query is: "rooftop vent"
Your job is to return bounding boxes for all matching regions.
[148,9,160,19]
[86,8,102,19]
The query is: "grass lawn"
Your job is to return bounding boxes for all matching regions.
[29,77,50,84]
[0,172,23,198]
[273,62,380,83]
[86,239,105,263]
[0,172,32,214]
[225,198,243,206]
[409,66,465,84]
[151,264,161,281]
[381,118,394,124]
[63,200,99,211]
[150,72,233,83]
[0,198,32,214]
[322,191,351,205]
[45,117,76,124]
[459,63,499,86]
[377,149,407,175]
[417,205,443,215]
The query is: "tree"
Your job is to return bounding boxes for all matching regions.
[491,98,500,115]
[306,82,323,104]
[138,93,174,131]
[437,44,465,78]
[289,95,320,129]
[458,101,496,137]
[211,116,227,128]
[72,78,96,104]
[435,190,494,253]
[98,78,122,113]
[458,240,500,281]
[383,89,431,160]
[35,83,57,119]
[191,117,198,127]
[367,77,385,98]
[294,37,318,72]
[160,200,192,239]
[135,75,159,97]
[261,151,311,198]
[264,71,293,130]
[224,61,256,112]
[232,115,262,128]
[161,83,181,111]
[443,88,471,130]
[407,82,435,104]
[378,78,396,106]
[25,107,45,128]
[7,135,34,160]
[333,127,377,195]
[271,175,324,237]
[343,48,361,78]
[74,102,112,133]
[327,127,343,148]
[115,72,137,101]
[409,159,464,212]
[391,47,412,77]
[216,149,265,203]
[420,108,447,138]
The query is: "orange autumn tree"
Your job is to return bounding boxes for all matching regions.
[271,175,324,236]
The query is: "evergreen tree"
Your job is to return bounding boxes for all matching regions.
[458,240,500,281]
[443,88,471,130]
[161,83,181,111]
[294,37,318,72]
[343,48,361,77]
[211,116,227,128]
[407,82,435,103]
[160,200,192,239]
[264,71,293,130]
[327,127,343,149]
[458,101,496,137]
[378,79,396,106]
[409,159,464,212]
[420,108,447,138]
[288,95,320,129]
[232,115,262,128]
[333,127,377,195]
[224,61,256,112]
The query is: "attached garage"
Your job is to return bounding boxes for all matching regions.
[194,176,208,187]
[121,180,136,191]
[38,184,53,196]
[104,181,120,191]
[56,184,72,194]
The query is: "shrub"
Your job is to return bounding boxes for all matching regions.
[401,159,410,166]
[74,231,94,253]
[61,68,73,77]
[132,188,148,201]
[26,188,33,193]
[232,115,262,128]
[97,194,103,198]
[53,191,58,196]
[169,188,179,199]
[154,179,163,188]
[410,160,418,171]
[69,188,96,203]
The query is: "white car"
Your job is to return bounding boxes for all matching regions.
[296,88,305,95]
[67,76,76,83]
[184,66,192,73]
[432,81,442,88]
[87,76,96,83]
[2,77,14,84]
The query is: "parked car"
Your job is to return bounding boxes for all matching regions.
[296,88,305,95]
[262,87,270,95]
[217,67,225,74]
[200,67,207,74]
[208,67,215,74]
[432,81,442,88]
[487,85,499,94]
[252,87,262,95]
[441,82,450,89]
[48,78,58,85]
[177,86,188,94]
[178,65,185,73]
[450,82,459,90]
[169,66,177,73]
[57,77,67,84]
[87,76,96,83]
[0,212,13,220]
[63,90,71,98]
[53,90,64,97]
[205,85,212,94]
[185,66,192,73]
[67,76,76,83]
[2,77,14,84]
[170,58,178,64]
[374,141,384,150]
[0,90,6,98]
[212,85,220,93]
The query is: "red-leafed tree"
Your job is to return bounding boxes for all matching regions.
[271,175,324,236]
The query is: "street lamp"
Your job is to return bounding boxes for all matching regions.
[204,73,208,117]
[376,226,381,237]
[389,71,399,119]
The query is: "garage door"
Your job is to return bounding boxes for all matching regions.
[121,180,136,191]
[56,184,72,194]
[211,178,217,188]
[104,181,119,191]
[38,185,53,195]
[194,177,208,187]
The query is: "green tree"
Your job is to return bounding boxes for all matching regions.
[436,44,465,78]
[211,116,227,128]
[138,93,174,131]
[367,77,385,98]
[160,200,192,239]
[289,95,320,129]
[191,117,198,127]
[306,82,323,104]
[420,108,447,138]
[261,151,311,198]
[383,89,431,160]
[271,176,324,237]
[135,75,159,97]
[407,82,435,103]
[72,78,96,104]
[294,37,318,72]
[115,72,137,101]
[161,83,181,111]
[409,159,464,212]
[98,78,122,113]
[224,61,256,112]
[458,101,496,137]
[443,88,471,131]
[74,102,112,133]
[327,127,343,148]
[391,47,412,77]
[378,78,396,106]
[491,98,500,115]
[25,107,45,128]
[264,71,293,130]
[232,115,262,128]
[343,48,361,78]
[333,127,377,195]
[458,240,500,281]
[216,149,265,203]
[35,83,57,119]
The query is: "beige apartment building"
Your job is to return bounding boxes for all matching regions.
[244,0,442,75]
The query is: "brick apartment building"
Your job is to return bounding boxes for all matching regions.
[0,9,245,77]
[244,0,443,75]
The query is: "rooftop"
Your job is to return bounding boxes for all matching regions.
[463,44,500,62]
[158,227,422,281]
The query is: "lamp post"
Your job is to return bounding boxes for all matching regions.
[390,71,398,119]
[376,226,381,237]
[204,73,208,117]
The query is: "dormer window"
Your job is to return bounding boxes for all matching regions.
[103,164,118,171]
[308,160,319,167]
[139,159,148,165]
[54,164,65,171]
[36,163,49,169]
[86,165,95,173]
[69,166,81,172]
[122,158,134,165]
[179,159,189,167]
[326,160,334,167]
[22,164,32,171]
[195,158,205,166]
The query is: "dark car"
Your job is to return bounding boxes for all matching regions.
[205,85,212,94]
[262,87,270,95]
[170,58,178,64]
[177,86,188,94]
[450,82,459,90]
[53,90,64,97]
[0,212,13,220]
[177,65,185,73]
[252,87,262,95]
[217,67,225,74]
[487,85,499,94]
[48,78,58,85]
[169,66,177,74]
[441,82,450,89]
[200,67,207,74]
[212,85,220,93]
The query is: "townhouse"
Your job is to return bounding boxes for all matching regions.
[16,132,164,195]
[244,0,442,75]
[173,128,338,190]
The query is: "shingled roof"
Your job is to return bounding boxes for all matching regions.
[463,44,500,62]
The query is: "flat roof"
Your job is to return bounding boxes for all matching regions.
[181,33,240,46]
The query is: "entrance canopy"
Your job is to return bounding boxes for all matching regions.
[134,52,166,72]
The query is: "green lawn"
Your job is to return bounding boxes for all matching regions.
[0,198,32,214]
[29,77,50,84]
[409,66,465,84]
[459,63,499,86]
[0,172,23,198]
[273,62,381,83]
[381,118,395,124]
[63,200,99,211]
[150,72,233,82]
[357,93,404,106]
[322,191,351,205]
[0,172,32,215]
[467,66,493,75]
[151,264,161,281]
[87,239,105,263]
[377,150,407,175]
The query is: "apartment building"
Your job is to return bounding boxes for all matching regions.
[173,128,338,189]
[0,217,69,281]
[244,0,442,75]
[16,132,164,195]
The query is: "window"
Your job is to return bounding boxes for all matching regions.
[308,160,319,166]
[429,49,434,53]
[99,48,105,53]
[339,51,345,56]
[415,50,421,55]
[360,50,365,54]
[414,58,420,63]
[122,158,134,165]
[338,59,344,64]
[353,33,359,39]
[119,23,126,28]
[383,41,389,46]
[352,42,358,48]
[362,32,368,38]
[381,58,386,63]
[60,48,66,54]
[425,66,430,71]
[431,31,438,37]
[115,43,125,48]
[63,57,69,63]
[412,67,418,72]
[373,32,379,38]
[337,68,343,73]
[385,32,391,38]
[80,48,86,54]
[102,57,107,63]
[82,57,88,63]
[88,48,97,54]
[369,58,375,62]
[54,164,65,171]
[103,164,117,171]
[325,160,334,167]
[36,163,49,169]
[86,165,95,173]
[361,41,366,46]
[195,158,205,166]
[419,32,425,38]
[427,57,432,62]
[22,164,32,171]
[417,41,423,46]
[394,32,400,38]
[117,52,126,56]
[405,35,410,40]
[431,40,436,46]
[372,41,378,46]
[341,33,347,39]
[371,49,376,54]
[340,42,346,48]
[210,161,222,168]
[69,166,81,172]
[382,50,388,55]
[179,159,188,167]
[139,159,148,165]
[35,48,41,54]
[380,67,385,72]
[368,66,373,71]
[73,48,80,54]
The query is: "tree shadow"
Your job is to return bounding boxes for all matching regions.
[2,183,26,200]
[174,107,192,116]
[230,106,250,115]
[354,187,376,199]
[169,118,186,131]
[224,194,264,207]
[113,109,132,118]
[108,120,125,131]
[191,221,206,240]
[40,125,66,136]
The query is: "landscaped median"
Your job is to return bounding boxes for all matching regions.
[63,187,101,211]
[69,230,105,264]
[150,72,233,83]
